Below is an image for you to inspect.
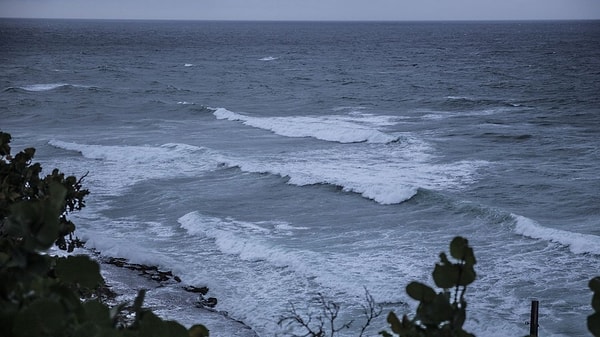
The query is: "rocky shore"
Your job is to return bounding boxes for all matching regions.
[96,255,258,337]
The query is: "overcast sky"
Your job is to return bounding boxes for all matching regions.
[1,0,599,21]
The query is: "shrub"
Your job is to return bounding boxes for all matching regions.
[380,236,476,337]
[0,131,208,337]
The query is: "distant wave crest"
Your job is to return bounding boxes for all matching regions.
[5,83,95,92]
[212,107,400,144]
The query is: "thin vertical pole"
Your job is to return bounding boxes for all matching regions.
[530,300,539,336]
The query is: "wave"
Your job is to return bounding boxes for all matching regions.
[445,95,521,107]
[218,156,419,204]
[212,107,400,144]
[217,144,485,205]
[259,56,278,61]
[178,211,409,302]
[48,140,219,195]
[179,212,313,272]
[48,135,485,206]
[513,214,600,255]
[4,83,96,92]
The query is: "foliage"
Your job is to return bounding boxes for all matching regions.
[0,131,209,337]
[381,237,476,337]
[589,277,600,336]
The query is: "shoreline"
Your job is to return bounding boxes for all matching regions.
[93,252,259,337]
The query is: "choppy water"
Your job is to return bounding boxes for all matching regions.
[2,19,600,336]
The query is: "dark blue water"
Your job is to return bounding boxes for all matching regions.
[2,19,599,336]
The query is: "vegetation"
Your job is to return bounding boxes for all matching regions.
[0,131,209,337]
[589,277,600,336]
[380,236,475,337]
[278,288,382,337]
[1,130,598,337]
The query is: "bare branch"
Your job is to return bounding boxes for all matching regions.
[279,289,381,337]
[358,287,382,337]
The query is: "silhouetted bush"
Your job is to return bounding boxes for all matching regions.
[0,131,209,337]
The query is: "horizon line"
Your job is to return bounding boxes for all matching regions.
[1,16,599,23]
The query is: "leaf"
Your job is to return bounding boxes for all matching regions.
[450,237,476,265]
[386,312,403,334]
[55,255,103,289]
[417,292,453,325]
[433,263,457,289]
[406,282,436,303]
[110,302,129,326]
[589,312,600,337]
[590,277,600,293]
[133,289,146,313]
[5,182,68,251]
[188,324,210,337]
[593,292,600,313]
[458,265,476,286]
[0,131,11,156]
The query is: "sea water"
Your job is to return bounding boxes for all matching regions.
[1,19,599,336]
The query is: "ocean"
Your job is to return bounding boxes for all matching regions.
[1,19,599,336]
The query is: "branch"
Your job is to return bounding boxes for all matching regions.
[358,287,382,337]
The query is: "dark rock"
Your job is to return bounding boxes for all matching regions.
[183,285,209,295]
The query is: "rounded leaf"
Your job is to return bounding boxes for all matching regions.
[189,324,210,337]
[450,237,476,265]
[458,265,476,286]
[433,263,460,289]
[590,277,600,293]
[593,293,600,313]
[386,312,403,334]
[588,312,600,336]
[406,281,436,303]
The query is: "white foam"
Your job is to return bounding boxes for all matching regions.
[219,144,485,204]
[259,56,277,61]
[213,107,400,144]
[178,211,411,302]
[18,83,92,92]
[48,140,218,195]
[20,83,69,91]
[513,214,600,255]
[184,63,194,67]
[179,212,298,263]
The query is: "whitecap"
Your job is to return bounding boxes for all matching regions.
[20,83,70,91]
[18,83,93,92]
[217,144,486,205]
[259,56,277,61]
[513,214,600,255]
[212,107,400,144]
[48,140,219,195]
